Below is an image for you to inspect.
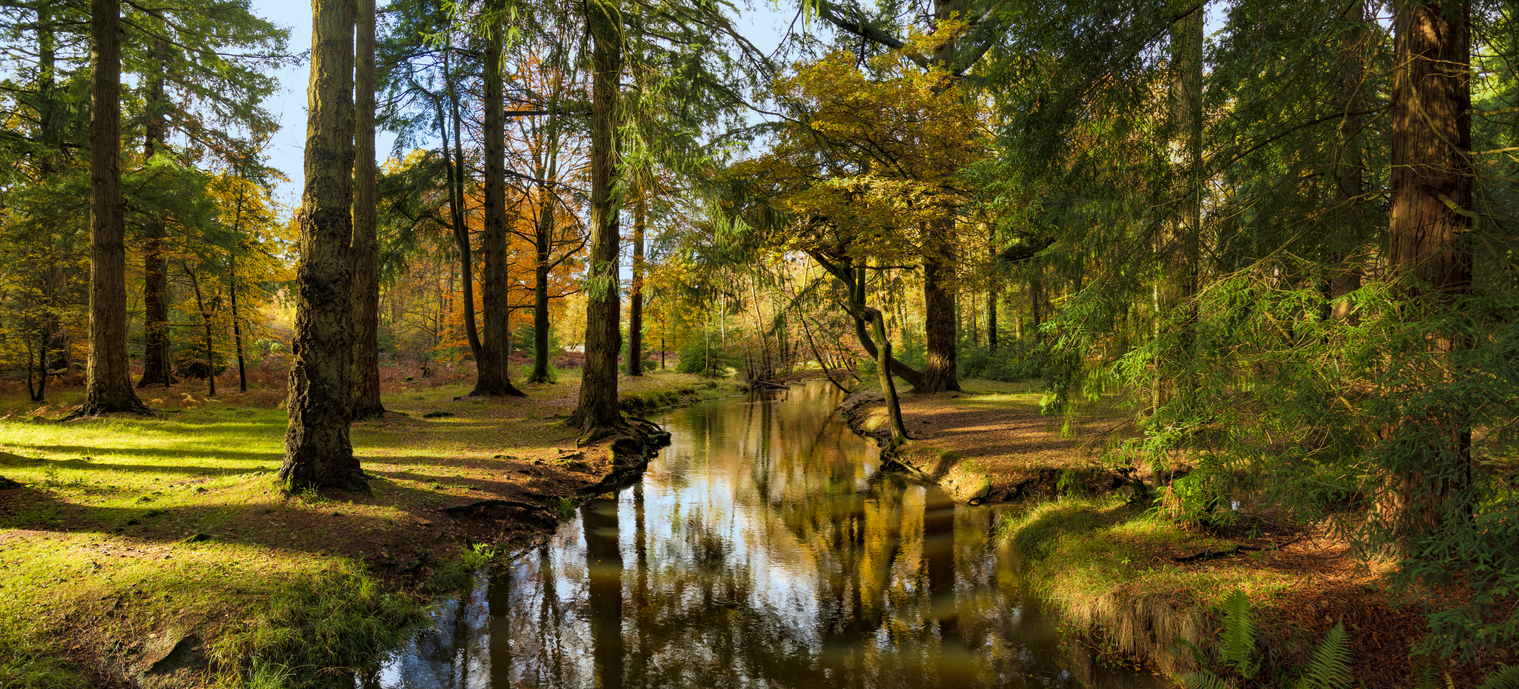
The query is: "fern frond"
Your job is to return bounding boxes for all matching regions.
[1294,622,1352,689]
[1477,665,1519,689]
[1219,590,1259,679]
[1180,671,1236,689]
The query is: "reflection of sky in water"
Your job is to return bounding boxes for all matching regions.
[368,382,1162,689]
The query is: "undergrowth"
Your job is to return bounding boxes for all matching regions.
[209,561,428,688]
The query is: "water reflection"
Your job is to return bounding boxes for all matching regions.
[370,382,1159,689]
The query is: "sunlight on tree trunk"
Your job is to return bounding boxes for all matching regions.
[280,0,363,492]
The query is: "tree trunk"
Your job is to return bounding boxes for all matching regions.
[529,195,554,383]
[917,0,967,394]
[472,2,525,398]
[921,226,960,392]
[230,254,248,392]
[859,305,909,450]
[1384,0,1472,554]
[279,0,363,492]
[987,243,998,353]
[627,189,645,376]
[350,0,385,417]
[74,0,148,418]
[448,68,484,367]
[1329,0,1369,323]
[139,23,174,389]
[568,0,624,434]
[184,263,216,396]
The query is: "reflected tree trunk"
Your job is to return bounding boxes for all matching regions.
[583,497,624,689]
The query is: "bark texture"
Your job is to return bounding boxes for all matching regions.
[76,0,148,418]
[350,0,385,418]
[569,0,624,433]
[1384,0,1472,551]
[280,0,363,491]
[472,6,525,398]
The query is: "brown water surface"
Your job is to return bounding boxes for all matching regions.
[367,381,1162,689]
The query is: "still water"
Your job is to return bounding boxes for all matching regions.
[368,381,1161,689]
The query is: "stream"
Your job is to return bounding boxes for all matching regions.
[363,381,1162,689]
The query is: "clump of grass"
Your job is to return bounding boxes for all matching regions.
[0,627,90,689]
[210,561,428,688]
[425,544,497,595]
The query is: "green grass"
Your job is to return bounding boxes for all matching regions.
[997,494,1298,676]
[0,371,729,687]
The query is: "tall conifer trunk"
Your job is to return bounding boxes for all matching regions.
[1330,0,1369,322]
[1384,0,1472,552]
[74,0,148,418]
[472,0,525,397]
[350,0,385,418]
[568,0,624,434]
[139,21,175,389]
[280,0,363,491]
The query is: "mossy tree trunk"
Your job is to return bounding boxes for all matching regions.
[349,0,385,418]
[1384,0,1472,555]
[280,0,364,492]
[473,2,525,398]
[75,0,149,418]
[569,0,624,434]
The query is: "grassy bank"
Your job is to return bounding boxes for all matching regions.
[0,370,740,688]
[836,380,1508,687]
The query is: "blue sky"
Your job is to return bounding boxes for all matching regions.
[247,0,798,209]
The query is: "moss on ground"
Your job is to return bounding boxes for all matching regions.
[0,370,732,687]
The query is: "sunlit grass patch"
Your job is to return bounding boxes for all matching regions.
[998,495,1298,675]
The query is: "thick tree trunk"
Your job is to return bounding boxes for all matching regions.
[350,0,385,418]
[627,190,645,376]
[917,0,967,394]
[1384,0,1472,553]
[139,27,174,389]
[472,4,525,398]
[74,0,148,418]
[568,0,624,434]
[279,0,363,492]
[921,225,960,392]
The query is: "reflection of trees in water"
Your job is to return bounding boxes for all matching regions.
[373,383,1151,689]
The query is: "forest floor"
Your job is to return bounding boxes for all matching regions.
[841,379,1502,688]
[0,368,737,688]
